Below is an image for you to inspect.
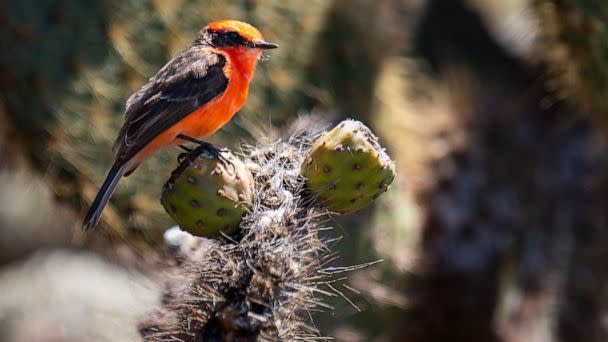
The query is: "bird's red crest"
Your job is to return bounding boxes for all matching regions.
[207,20,264,42]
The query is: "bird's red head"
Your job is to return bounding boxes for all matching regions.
[202,20,277,78]
[208,20,264,43]
[204,20,278,52]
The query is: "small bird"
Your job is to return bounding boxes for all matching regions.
[83,20,278,230]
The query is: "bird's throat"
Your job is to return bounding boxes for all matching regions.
[224,47,261,81]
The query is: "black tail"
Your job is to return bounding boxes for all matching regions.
[83,164,125,231]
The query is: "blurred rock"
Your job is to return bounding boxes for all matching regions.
[0,249,160,342]
[0,170,75,264]
[163,225,213,260]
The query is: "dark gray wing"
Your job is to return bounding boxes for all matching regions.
[113,48,228,164]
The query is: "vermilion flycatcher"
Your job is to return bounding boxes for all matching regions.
[83,20,278,230]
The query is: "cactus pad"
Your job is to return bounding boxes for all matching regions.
[161,148,253,238]
[302,120,396,214]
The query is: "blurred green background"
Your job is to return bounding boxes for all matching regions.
[2,0,608,341]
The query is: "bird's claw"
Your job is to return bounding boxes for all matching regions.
[205,145,233,170]
[176,134,233,170]
[177,152,188,164]
[177,145,192,163]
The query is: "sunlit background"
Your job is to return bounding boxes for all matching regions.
[1,0,608,341]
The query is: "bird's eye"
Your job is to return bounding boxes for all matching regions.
[227,32,240,42]
[209,30,243,47]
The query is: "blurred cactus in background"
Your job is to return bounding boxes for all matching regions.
[533,1,608,340]
[361,1,608,341]
[302,0,426,119]
[371,57,469,274]
[535,0,608,131]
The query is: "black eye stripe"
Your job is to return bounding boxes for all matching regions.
[208,29,248,47]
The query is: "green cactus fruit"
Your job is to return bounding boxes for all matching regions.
[302,119,396,214]
[161,149,254,238]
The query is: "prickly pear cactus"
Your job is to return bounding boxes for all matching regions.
[142,118,395,341]
[302,120,396,214]
[161,148,253,238]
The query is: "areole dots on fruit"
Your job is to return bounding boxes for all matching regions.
[161,149,254,239]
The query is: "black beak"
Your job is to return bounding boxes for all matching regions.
[252,40,279,49]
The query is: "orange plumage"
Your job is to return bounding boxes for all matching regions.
[125,46,255,170]
[83,20,277,230]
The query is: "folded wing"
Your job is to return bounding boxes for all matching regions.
[113,49,229,165]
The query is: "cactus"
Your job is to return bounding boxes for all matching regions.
[301,119,395,214]
[142,119,394,340]
[142,127,328,341]
[161,148,253,239]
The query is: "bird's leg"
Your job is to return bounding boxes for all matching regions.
[176,134,207,145]
[178,145,192,152]
[176,134,231,166]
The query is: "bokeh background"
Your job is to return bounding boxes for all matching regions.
[2,0,608,341]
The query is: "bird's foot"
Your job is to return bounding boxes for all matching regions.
[177,145,192,163]
[176,134,232,168]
